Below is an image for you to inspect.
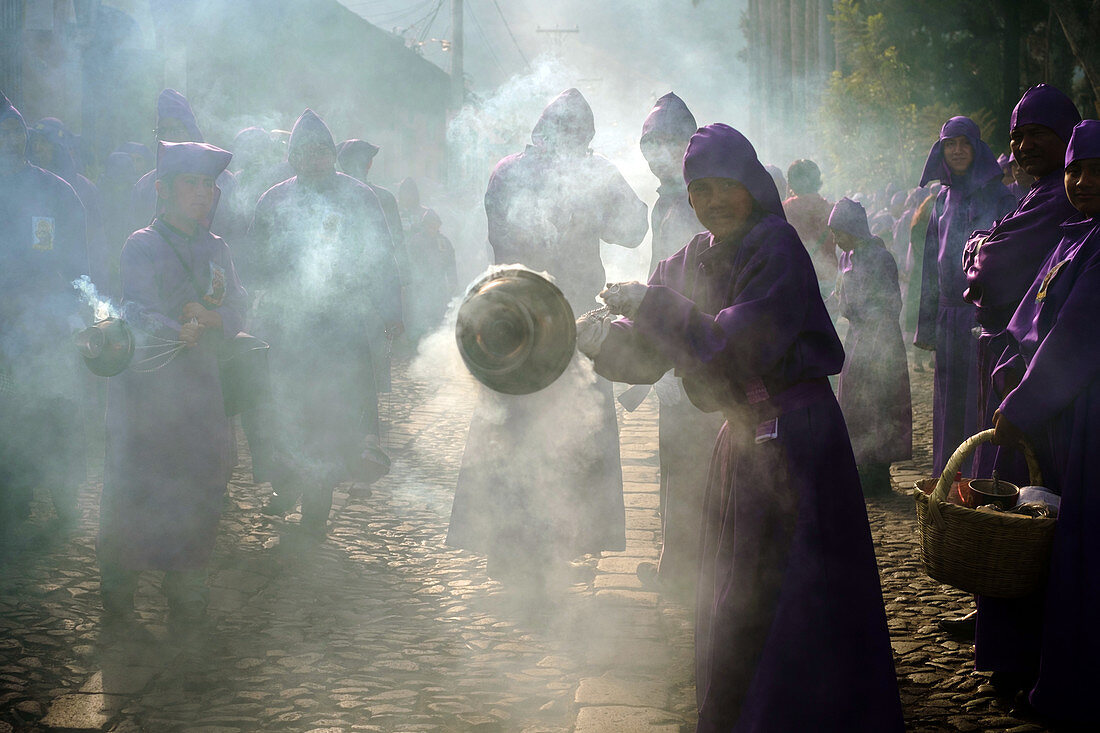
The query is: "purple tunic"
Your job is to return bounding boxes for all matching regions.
[916,117,1017,475]
[100,219,246,570]
[596,216,902,732]
[991,214,1100,726]
[836,237,912,465]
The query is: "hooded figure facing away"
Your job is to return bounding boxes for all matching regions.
[634,92,723,600]
[247,109,402,534]
[0,92,89,534]
[829,197,912,495]
[446,88,648,592]
[100,141,246,635]
[581,124,903,732]
[916,116,1016,476]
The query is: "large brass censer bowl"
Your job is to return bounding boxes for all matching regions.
[455,268,576,395]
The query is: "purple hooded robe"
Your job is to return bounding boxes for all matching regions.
[963,85,1081,480]
[831,198,913,466]
[0,94,89,519]
[917,116,1017,475]
[638,92,723,598]
[128,90,239,240]
[447,89,648,577]
[246,110,402,486]
[100,142,246,571]
[594,124,903,732]
[986,120,1100,727]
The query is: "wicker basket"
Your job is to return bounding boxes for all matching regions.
[913,429,1056,598]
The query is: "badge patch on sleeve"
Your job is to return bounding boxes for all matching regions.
[1036,259,1069,302]
[203,261,227,307]
[32,216,55,251]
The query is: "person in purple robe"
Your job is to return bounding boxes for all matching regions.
[632,92,723,600]
[829,197,912,495]
[963,84,1081,482]
[228,127,293,250]
[99,141,245,634]
[916,116,1016,476]
[0,92,89,535]
[579,123,903,732]
[986,119,1100,728]
[446,88,648,593]
[402,208,457,343]
[247,109,402,534]
[28,117,109,295]
[128,89,239,241]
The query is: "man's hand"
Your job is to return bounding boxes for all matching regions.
[599,281,648,319]
[576,314,611,359]
[182,302,222,331]
[179,320,202,348]
[991,409,1027,447]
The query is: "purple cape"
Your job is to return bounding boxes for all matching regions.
[684,123,785,219]
[594,215,902,731]
[156,88,203,142]
[641,92,702,269]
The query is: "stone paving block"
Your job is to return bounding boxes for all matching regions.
[595,557,642,574]
[623,493,659,509]
[594,589,658,607]
[41,693,124,731]
[573,705,682,733]
[593,573,643,590]
[574,673,670,707]
[79,667,159,695]
[585,638,671,669]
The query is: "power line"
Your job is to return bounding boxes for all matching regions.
[489,0,529,69]
[464,1,507,76]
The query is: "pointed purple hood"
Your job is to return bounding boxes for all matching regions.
[640,92,697,146]
[1066,119,1100,167]
[682,123,785,219]
[828,197,873,241]
[1011,84,1081,142]
[336,138,380,170]
[288,108,336,157]
[155,141,232,181]
[531,88,595,153]
[919,115,1003,192]
[28,117,76,176]
[156,88,203,142]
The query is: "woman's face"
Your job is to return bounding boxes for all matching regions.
[1065,158,1100,218]
[688,177,755,242]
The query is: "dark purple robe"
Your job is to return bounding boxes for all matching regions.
[595,215,902,732]
[962,172,1078,479]
[100,219,246,570]
[836,238,912,465]
[990,214,1100,726]
[917,117,1016,475]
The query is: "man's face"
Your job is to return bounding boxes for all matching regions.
[1065,158,1100,218]
[30,136,54,169]
[163,173,216,225]
[688,177,755,242]
[0,117,27,168]
[641,136,686,183]
[1010,124,1066,179]
[291,142,335,183]
[155,117,192,143]
[943,136,974,176]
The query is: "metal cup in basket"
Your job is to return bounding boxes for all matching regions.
[913,429,1056,598]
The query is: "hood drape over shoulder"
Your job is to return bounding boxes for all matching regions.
[920,116,1003,193]
[640,92,697,146]
[683,123,785,219]
[530,88,595,153]
[1012,84,1081,141]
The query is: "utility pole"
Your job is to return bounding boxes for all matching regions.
[451,0,464,109]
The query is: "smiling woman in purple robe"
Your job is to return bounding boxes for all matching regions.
[581,124,903,732]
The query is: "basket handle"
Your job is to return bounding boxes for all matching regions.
[928,429,1043,528]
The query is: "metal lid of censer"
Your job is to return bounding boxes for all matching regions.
[455,268,576,395]
[74,317,134,377]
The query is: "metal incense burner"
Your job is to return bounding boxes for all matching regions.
[455,268,576,395]
[74,317,135,377]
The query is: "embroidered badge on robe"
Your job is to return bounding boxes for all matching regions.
[32,216,55,251]
[1036,259,1069,302]
[204,261,226,307]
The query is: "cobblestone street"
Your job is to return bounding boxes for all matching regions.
[1,353,1051,732]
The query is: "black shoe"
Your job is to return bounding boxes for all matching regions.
[938,609,977,638]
